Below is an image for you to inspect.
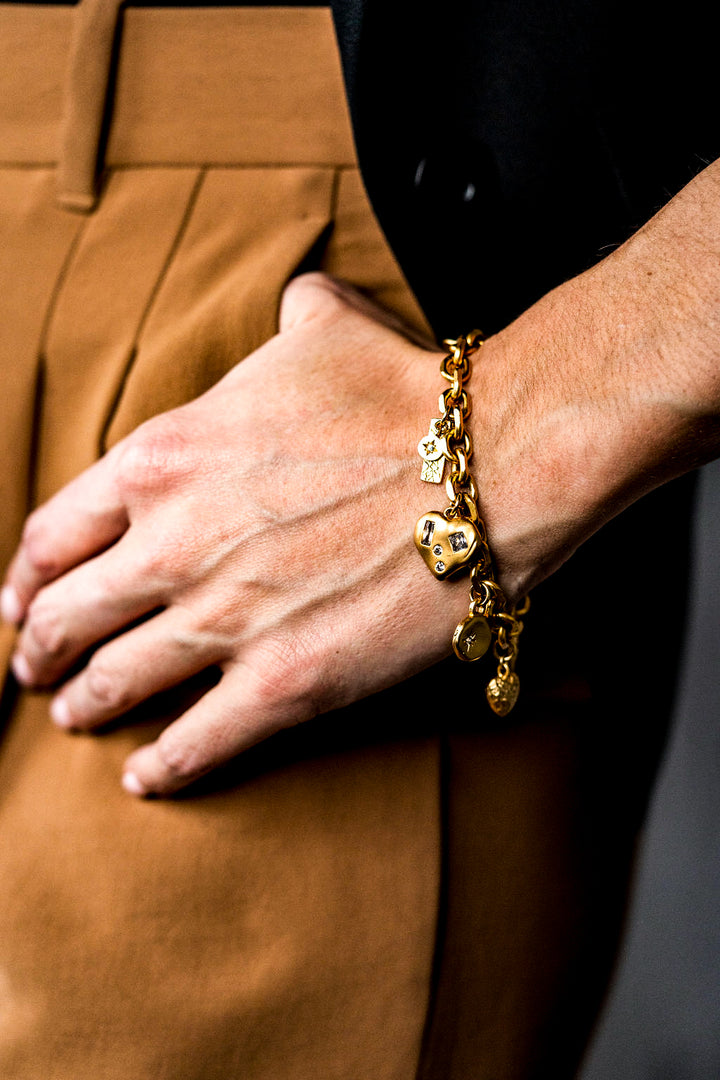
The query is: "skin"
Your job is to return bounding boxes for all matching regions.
[3,160,720,797]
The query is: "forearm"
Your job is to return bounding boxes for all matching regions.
[470,157,720,599]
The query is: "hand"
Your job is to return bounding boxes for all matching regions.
[1,274,476,796]
[5,151,720,798]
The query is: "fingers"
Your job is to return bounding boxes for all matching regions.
[50,607,226,731]
[2,453,127,624]
[11,530,169,688]
[121,661,308,797]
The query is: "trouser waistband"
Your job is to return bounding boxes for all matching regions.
[0,3,356,210]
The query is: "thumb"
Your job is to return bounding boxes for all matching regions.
[280,272,436,348]
[278,271,348,332]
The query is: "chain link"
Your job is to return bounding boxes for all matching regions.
[437,331,530,714]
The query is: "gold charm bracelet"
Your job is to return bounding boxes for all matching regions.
[414,330,529,716]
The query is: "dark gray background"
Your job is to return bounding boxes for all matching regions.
[580,459,720,1080]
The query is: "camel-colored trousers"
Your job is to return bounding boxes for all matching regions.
[0,4,653,1077]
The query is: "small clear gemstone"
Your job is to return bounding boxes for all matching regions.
[433,545,443,556]
[435,561,445,573]
[449,531,468,552]
[421,520,435,546]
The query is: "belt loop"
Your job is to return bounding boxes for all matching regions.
[56,0,125,213]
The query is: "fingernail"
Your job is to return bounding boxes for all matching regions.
[1,586,22,625]
[11,652,33,686]
[50,696,73,729]
[122,771,147,797]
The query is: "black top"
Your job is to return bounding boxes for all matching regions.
[12,1,719,336]
[333,0,719,335]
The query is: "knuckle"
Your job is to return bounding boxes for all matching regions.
[247,638,323,717]
[26,599,69,660]
[21,513,60,580]
[155,729,202,781]
[114,415,192,497]
[132,542,170,584]
[123,535,192,596]
[85,656,131,713]
[132,533,195,591]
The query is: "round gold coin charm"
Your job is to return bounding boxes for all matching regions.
[486,672,520,716]
[452,613,492,662]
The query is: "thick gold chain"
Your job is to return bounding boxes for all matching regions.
[415,331,529,717]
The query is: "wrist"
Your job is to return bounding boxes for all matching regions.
[463,276,609,598]
[426,158,720,605]
[467,219,720,602]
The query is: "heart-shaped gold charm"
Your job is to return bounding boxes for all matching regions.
[486,672,520,716]
[414,512,479,580]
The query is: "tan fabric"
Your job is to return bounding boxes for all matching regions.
[0,6,638,1078]
[0,6,359,168]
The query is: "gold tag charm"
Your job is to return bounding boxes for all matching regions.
[418,420,447,484]
[414,512,479,579]
[486,672,520,716]
[452,613,492,661]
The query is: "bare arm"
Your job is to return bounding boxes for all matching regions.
[473,157,720,599]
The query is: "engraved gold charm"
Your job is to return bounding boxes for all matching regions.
[418,419,447,484]
[486,671,520,716]
[414,512,479,579]
[420,458,444,483]
[414,330,529,716]
[452,613,492,661]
